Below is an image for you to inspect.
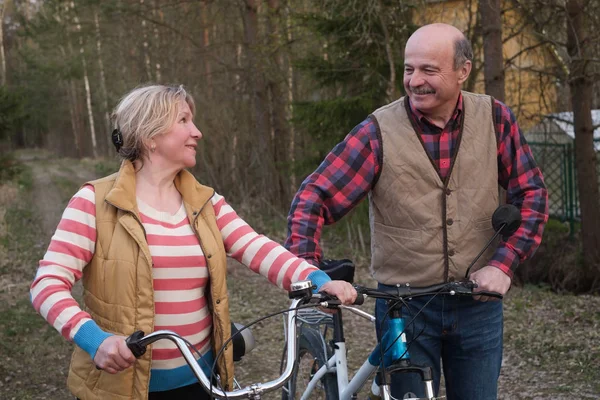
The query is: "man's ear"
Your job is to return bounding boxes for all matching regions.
[458,60,472,85]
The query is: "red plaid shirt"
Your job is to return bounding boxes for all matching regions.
[285,94,548,278]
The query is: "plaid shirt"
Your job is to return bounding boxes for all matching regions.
[285,94,548,278]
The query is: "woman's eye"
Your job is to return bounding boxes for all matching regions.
[181,117,187,123]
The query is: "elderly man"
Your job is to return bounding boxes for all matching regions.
[285,23,548,399]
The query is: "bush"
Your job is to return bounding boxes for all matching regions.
[515,218,598,293]
[0,154,25,184]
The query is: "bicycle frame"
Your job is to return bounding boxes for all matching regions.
[295,305,436,400]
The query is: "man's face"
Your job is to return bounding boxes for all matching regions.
[403,33,469,118]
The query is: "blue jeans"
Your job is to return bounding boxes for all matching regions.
[375,283,503,400]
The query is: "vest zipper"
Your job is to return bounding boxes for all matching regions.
[104,200,148,238]
[192,190,230,388]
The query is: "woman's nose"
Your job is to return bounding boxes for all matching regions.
[192,124,202,139]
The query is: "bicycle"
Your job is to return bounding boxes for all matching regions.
[123,280,365,400]
[281,204,521,400]
[124,204,519,400]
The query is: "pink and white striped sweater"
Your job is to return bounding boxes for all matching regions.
[30,185,330,391]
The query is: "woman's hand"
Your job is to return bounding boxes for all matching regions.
[94,336,136,374]
[319,280,357,305]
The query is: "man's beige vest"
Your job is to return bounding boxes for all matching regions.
[369,91,499,286]
[67,161,234,400]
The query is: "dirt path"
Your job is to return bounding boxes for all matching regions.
[23,153,98,236]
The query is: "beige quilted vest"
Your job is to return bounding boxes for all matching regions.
[369,91,499,286]
[67,161,234,400]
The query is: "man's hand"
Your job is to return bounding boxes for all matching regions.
[469,265,511,302]
[94,336,136,374]
[319,280,357,305]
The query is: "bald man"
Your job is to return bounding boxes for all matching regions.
[285,23,548,399]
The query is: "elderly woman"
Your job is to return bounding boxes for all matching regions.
[30,84,356,400]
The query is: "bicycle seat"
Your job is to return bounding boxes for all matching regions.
[319,259,355,283]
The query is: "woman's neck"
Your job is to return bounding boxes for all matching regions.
[134,161,182,213]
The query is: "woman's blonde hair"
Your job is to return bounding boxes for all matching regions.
[111,84,196,162]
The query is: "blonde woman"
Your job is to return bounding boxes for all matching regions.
[30,84,357,400]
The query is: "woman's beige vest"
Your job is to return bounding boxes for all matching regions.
[369,91,499,286]
[67,161,234,400]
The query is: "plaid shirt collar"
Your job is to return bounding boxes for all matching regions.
[407,93,464,131]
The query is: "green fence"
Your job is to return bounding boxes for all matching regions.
[529,139,600,233]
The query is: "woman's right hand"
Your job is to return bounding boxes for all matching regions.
[319,280,357,305]
[94,336,136,374]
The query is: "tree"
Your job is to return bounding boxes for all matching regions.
[565,0,600,274]
[479,0,505,101]
[292,0,415,171]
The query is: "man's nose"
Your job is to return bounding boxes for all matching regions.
[409,71,425,88]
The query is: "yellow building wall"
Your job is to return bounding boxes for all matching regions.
[412,0,560,129]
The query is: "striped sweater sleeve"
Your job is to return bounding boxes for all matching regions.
[30,185,112,359]
[211,193,330,291]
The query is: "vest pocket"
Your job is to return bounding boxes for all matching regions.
[373,221,422,242]
[473,217,493,231]
[68,346,102,394]
[94,363,135,398]
[371,221,422,276]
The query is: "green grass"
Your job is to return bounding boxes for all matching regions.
[502,286,600,396]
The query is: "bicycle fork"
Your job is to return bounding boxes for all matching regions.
[372,306,436,400]
[377,362,435,400]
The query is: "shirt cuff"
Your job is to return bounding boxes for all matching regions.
[488,244,520,278]
[73,320,114,360]
[307,270,332,293]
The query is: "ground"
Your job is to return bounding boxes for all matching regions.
[0,150,598,399]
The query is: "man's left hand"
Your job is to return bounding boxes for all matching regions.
[469,265,511,302]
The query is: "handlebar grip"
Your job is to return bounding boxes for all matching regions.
[353,293,365,305]
[125,330,147,358]
[474,290,503,300]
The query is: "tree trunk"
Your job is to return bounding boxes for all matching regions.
[73,4,98,158]
[140,0,152,81]
[479,0,505,101]
[0,0,6,86]
[285,1,297,192]
[94,9,111,155]
[243,0,274,198]
[152,0,162,82]
[566,0,600,275]
[201,0,212,97]
[376,0,398,102]
[266,0,289,207]
[60,43,83,158]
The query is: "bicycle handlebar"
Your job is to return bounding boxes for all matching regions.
[125,297,305,399]
[353,280,503,301]
[123,280,499,399]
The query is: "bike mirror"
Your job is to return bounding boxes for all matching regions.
[491,204,521,239]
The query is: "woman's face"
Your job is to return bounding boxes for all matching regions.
[152,100,202,170]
